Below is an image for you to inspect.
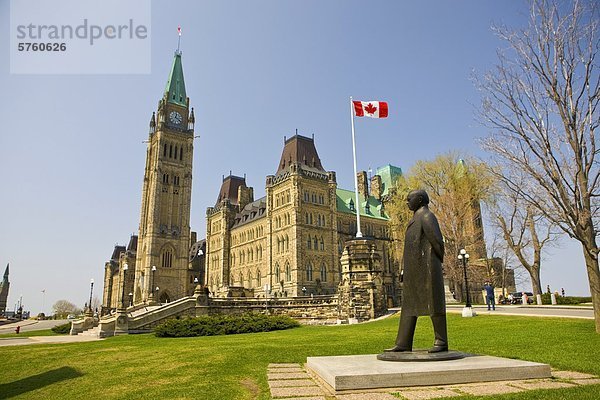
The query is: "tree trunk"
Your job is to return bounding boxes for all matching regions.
[582,247,600,334]
[528,267,542,297]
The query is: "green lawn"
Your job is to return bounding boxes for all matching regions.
[0,314,599,399]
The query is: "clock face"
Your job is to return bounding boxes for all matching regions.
[169,111,183,125]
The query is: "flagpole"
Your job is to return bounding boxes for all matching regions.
[350,96,363,238]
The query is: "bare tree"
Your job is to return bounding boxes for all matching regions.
[489,180,560,296]
[52,300,82,318]
[476,0,600,331]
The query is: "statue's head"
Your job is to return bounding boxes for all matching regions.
[406,190,429,211]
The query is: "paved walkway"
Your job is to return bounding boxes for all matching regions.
[267,363,600,399]
[0,335,103,347]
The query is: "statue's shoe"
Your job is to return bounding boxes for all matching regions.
[384,345,412,352]
[428,345,448,353]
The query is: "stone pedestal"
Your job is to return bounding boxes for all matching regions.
[113,310,129,335]
[462,306,476,317]
[307,354,551,392]
[337,238,386,322]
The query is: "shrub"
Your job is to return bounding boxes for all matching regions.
[154,314,300,338]
[51,322,72,334]
[541,294,592,305]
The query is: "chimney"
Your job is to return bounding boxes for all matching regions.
[190,231,197,245]
[357,171,369,200]
[238,185,254,210]
[371,175,382,200]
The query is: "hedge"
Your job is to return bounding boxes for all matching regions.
[154,314,300,338]
[51,322,72,334]
[541,294,592,305]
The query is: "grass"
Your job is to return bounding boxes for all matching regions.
[0,314,599,399]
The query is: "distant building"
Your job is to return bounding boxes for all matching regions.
[0,264,9,315]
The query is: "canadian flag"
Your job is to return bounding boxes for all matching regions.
[353,101,388,118]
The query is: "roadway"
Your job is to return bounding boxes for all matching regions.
[445,304,594,319]
[0,319,68,334]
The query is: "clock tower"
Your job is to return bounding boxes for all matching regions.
[133,50,196,305]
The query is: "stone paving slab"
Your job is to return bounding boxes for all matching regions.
[336,393,398,399]
[269,367,305,373]
[268,372,311,380]
[552,370,597,379]
[276,397,326,400]
[395,388,461,399]
[510,380,576,390]
[270,386,325,398]
[269,363,302,368]
[453,382,524,396]
[269,379,318,388]
[572,378,600,385]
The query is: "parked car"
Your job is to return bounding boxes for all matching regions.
[67,314,76,320]
[509,292,534,304]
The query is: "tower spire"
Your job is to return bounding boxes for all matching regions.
[3,264,8,280]
[164,51,187,107]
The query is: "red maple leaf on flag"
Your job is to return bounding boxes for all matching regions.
[364,103,377,115]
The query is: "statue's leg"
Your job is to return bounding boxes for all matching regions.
[429,315,448,353]
[385,313,417,352]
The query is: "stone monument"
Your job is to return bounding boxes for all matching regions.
[337,238,387,323]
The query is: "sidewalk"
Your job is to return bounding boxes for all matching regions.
[0,335,103,347]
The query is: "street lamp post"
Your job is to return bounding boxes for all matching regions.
[128,292,133,308]
[458,249,475,317]
[88,278,94,315]
[155,286,160,304]
[149,266,157,304]
[121,264,129,309]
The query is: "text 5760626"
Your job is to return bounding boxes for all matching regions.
[18,43,67,51]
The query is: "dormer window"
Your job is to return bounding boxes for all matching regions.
[349,199,355,211]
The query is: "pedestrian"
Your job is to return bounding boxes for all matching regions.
[483,282,495,311]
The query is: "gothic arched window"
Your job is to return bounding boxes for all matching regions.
[320,263,327,282]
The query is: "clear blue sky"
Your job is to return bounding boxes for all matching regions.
[0,0,589,315]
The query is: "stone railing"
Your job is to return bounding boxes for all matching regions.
[98,315,117,338]
[128,297,197,333]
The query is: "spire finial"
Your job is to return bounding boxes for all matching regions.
[177,26,182,54]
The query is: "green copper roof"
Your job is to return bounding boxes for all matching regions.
[375,164,403,197]
[336,189,389,221]
[164,52,187,107]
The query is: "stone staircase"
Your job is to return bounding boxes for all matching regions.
[78,325,101,338]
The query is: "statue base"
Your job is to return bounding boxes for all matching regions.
[377,349,466,362]
[306,354,551,392]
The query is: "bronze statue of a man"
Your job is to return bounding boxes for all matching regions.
[386,189,448,353]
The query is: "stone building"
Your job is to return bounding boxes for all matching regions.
[205,134,402,306]
[0,264,9,315]
[101,51,203,313]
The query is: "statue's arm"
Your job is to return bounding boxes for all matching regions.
[422,212,444,262]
